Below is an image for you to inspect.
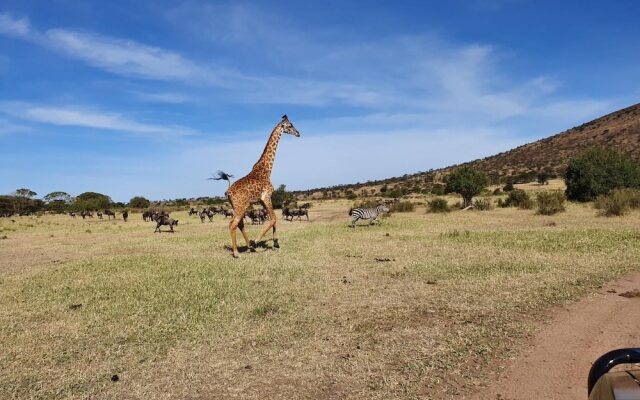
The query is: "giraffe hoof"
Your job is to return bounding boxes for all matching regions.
[249,240,257,249]
[232,253,239,258]
[273,239,280,249]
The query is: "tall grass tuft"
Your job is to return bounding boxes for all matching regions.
[391,201,415,212]
[502,189,534,209]
[427,198,450,213]
[536,191,566,215]
[594,188,640,216]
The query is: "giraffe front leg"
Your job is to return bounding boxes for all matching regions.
[229,216,243,258]
[256,198,278,248]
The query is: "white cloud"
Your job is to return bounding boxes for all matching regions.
[127,90,192,104]
[1,102,199,139]
[0,12,31,37]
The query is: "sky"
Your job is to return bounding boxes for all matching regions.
[1,0,639,201]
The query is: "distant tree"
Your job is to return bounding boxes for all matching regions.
[536,172,549,185]
[14,188,37,198]
[564,147,640,201]
[503,181,515,192]
[445,166,489,208]
[271,184,295,209]
[74,192,112,210]
[128,196,151,208]
[43,191,72,203]
[11,188,38,214]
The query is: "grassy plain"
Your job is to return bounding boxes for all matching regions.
[1,198,639,399]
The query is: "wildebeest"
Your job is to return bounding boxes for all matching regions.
[189,207,198,216]
[122,210,129,222]
[96,211,103,219]
[104,209,116,219]
[80,210,93,219]
[245,209,267,224]
[200,209,214,223]
[221,209,234,218]
[154,215,178,233]
[283,207,309,221]
[69,212,76,218]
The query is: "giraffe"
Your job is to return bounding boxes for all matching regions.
[225,115,300,258]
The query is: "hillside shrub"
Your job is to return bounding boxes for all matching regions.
[503,189,534,209]
[391,201,415,212]
[427,198,450,213]
[536,191,566,215]
[564,147,640,201]
[431,184,445,195]
[473,198,493,211]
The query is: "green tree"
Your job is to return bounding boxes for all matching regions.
[43,191,72,203]
[14,188,37,198]
[445,166,489,208]
[564,147,640,202]
[503,181,514,192]
[74,192,112,210]
[536,172,549,185]
[271,184,295,209]
[128,196,151,208]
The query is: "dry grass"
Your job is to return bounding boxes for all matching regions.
[1,202,639,399]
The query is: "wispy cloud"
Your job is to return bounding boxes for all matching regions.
[1,102,199,139]
[127,90,193,104]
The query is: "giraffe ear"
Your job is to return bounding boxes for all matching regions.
[282,114,288,120]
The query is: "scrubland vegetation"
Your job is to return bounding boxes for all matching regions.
[1,196,639,399]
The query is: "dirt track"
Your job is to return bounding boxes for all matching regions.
[467,272,640,400]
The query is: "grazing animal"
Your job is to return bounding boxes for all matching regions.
[154,215,178,233]
[222,209,234,218]
[122,210,129,222]
[70,212,76,218]
[199,209,213,223]
[349,204,390,228]
[142,210,153,221]
[283,207,308,221]
[189,207,198,216]
[104,209,116,219]
[218,115,300,258]
[80,210,93,219]
[96,211,103,219]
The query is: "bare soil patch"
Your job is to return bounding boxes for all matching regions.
[466,272,640,400]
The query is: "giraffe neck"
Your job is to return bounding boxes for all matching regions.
[252,124,282,178]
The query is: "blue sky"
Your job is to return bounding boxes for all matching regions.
[1,0,639,201]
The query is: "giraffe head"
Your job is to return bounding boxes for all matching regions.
[280,115,300,137]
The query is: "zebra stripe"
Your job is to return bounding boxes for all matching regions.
[349,204,389,227]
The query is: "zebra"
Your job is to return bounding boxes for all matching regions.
[348,204,390,228]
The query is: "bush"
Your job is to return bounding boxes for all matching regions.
[427,198,450,213]
[431,183,445,195]
[503,181,514,192]
[353,199,382,209]
[493,188,502,195]
[503,189,534,209]
[595,188,640,216]
[564,147,640,201]
[391,201,415,212]
[536,191,566,215]
[473,198,493,211]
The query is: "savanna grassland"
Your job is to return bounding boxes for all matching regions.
[1,198,640,399]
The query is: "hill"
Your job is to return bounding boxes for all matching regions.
[295,102,640,199]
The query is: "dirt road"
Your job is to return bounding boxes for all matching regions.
[467,272,640,399]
